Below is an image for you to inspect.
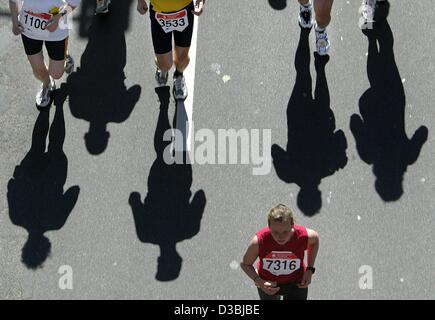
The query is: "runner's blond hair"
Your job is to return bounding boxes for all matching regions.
[267,204,295,225]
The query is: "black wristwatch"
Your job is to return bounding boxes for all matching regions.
[306,266,316,274]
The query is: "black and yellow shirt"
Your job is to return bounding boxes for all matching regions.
[150,0,192,13]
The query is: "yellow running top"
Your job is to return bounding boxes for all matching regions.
[151,0,192,13]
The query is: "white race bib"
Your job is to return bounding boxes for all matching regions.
[20,9,52,38]
[262,251,301,276]
[155,9,189,34]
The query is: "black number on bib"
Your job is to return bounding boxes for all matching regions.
[266,260,273,269]
[173,19,179,27]
[273,260,280,271]
[179,18,185,27]
[159,19,165,27]
[34,18,41,29]
[41,21,47,30]
[289,260,297,270]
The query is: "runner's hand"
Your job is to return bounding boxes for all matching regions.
[46,16,60,32]
[297,270,312,288]
[137,0,148,15]
[12,21,24,35]
[260,280,280,296]
[191,0,204,16]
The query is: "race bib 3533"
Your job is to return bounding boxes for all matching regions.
[155,9,189,34]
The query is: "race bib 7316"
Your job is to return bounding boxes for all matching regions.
[262,251,301,276]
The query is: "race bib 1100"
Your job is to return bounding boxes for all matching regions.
[20,10,52,37]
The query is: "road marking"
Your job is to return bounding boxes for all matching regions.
[174,15,198,153]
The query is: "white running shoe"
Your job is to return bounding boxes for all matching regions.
[315,27,330,56]
[64,54,75,74]
[359,0,376,29]
[155,67,169,87]
[36,78,56,109]
[173,73,188,100]
[299,3,314,29]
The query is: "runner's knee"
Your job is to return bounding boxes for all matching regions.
[49,68,64,80]
[156,58,173,72]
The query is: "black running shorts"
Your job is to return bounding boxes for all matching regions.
[21,34,68,61]
[149,2,195,55]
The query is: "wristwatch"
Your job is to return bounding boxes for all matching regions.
[306,266,316,274]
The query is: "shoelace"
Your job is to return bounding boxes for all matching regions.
[174,76,184,92]
[316,31,328,47]
[302,12,311,23]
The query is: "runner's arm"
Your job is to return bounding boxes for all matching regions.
[306,228,319,269]
[8,0,20,23]
[240,236,262,284]
[9,0,23,35]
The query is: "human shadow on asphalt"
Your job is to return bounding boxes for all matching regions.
[272,29,348,216]
[350,18,428,202]
[268,0,287,10]
[67,0,141,155]
[7,85,80,269]
[129,87,206,281]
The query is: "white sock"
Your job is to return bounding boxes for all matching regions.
[315,25,326,33]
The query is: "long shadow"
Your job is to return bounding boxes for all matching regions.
[129,87,206,281]
[7,86,80,269]
[350,18,428,202]
[272,29,348,216]
[67,0,141,155]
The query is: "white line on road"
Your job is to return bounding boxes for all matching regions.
[174,15,198,153]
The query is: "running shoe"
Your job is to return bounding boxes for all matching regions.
[36,78,56,109]
[64,54,75,74]
[315,27,330,56]
[155,67,169,87]
[173,73,188,100]
[359,0,376,29]
[299,3,313,29]
[95,0,111,15]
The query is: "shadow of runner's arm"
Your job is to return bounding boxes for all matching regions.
[183,189,206,239]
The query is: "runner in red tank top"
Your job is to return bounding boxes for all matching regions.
[241,204,319,300]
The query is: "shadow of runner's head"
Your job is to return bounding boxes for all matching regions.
[22,233,52,270]
[84,129,110,155]
[297,185,321,217]
[268,0,287,10]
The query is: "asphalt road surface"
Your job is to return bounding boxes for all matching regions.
[0,0,434,299]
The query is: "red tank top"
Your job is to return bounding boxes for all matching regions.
[256,225,308,284]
